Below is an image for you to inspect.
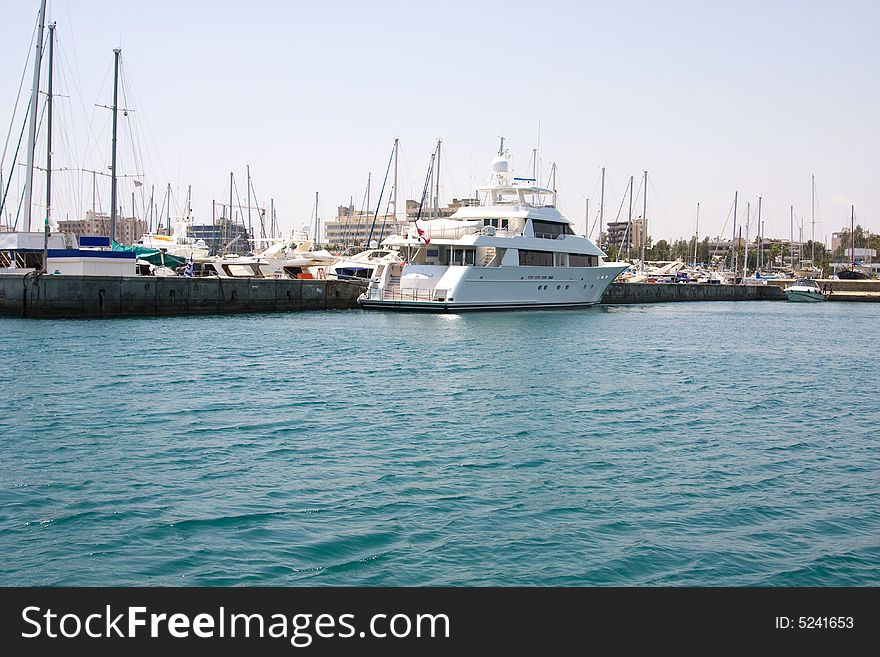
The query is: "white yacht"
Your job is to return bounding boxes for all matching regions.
[358,151,628,311]
[783,278,825,302]
[137,218,209,259]
[193,231,338,279]
[328,247,403,281]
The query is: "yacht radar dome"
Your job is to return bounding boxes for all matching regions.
[490,156,509,173]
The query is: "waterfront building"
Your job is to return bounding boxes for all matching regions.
[57,210,146,246]
[324,206,407,249]
[605,218,645,254]
[188,217,252,255]
[324,198,478,249]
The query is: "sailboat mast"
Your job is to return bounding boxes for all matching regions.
[110,48,121,243]
[850,205,855,271]
[693,202,700,267]
[247,165,252,244]
[737,226,742,281]
[731,191,738,275]
[24,0,48,232]
[627,175,633,260]
[757,196,762,271]
[598,166,605,242]
[270,198,275,241]
[744,201,750,281]
[392,138,399,224]
[314,192,319,247]
[584,198,589,237]
[641,170,647,265]
[810,174,816,265]
[790,205,794,272]
[148,184,154,233]
[435,139,441,220]
[43,21,55,271]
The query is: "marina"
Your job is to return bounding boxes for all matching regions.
[2,0,879,629]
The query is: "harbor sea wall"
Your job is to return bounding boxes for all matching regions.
[602,282,787,304]
[763,278,880,302]
[0,273,366,318]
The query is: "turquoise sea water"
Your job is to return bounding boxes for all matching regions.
[1,302,878,586]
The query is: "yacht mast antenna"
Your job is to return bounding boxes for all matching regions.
[498,136,504,156]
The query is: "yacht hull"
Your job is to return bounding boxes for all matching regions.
[784,289,824,302]
[358,298,601,312]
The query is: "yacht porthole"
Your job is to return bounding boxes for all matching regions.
[565,285,569,290]
[556,285,561,290]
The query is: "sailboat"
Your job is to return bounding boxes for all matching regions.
[836,205,868,279]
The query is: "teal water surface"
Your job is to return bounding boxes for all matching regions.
[1,302,878,585]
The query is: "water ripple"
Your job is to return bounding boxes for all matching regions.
[1,302,879,585]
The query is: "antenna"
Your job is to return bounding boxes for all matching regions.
[498,136,505,156]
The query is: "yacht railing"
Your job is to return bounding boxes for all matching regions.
[363,285,434,302]
[382,287,433,301]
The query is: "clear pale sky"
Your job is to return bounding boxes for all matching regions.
[2,0,878,244]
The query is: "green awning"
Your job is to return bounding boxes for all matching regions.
[112,241,187,268]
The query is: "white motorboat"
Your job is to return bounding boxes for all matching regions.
[137,218,209,259]
[359,149,628,311]
[328,247,403,281]
[193,231,339,279]
[783,278,825,302]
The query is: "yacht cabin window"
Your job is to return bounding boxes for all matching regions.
[450,248,476,265]
[532,220,574,239]
[519,250,554,266]
[569,254,598,267]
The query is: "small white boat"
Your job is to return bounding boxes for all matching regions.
[783,278,825,302]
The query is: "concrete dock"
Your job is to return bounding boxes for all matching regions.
[3,274,879,318]
[0,273,365,318]
[602,282,786,303]
[603,279,880,304]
